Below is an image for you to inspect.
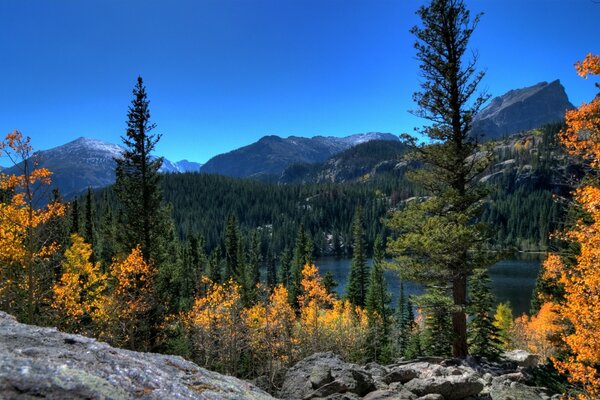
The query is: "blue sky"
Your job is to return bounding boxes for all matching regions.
[1,0,598,164]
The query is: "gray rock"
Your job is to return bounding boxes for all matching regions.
[404,375,483,400]
[383,366,419,384]
[279,352,376,400]
[0,311,272,400]
[489,381,546,400]
[501,350,540,368]
[417,395,445,400]
[363,388,418,400]
[471,80,574,140]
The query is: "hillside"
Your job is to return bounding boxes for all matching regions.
[200,132,399,179]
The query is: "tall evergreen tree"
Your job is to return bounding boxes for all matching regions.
[98,191,117,268]
[279,248,291,287]
[266,246,277,289]
[113,76,178,349]
[224,214,240,281]
[467,269,502,359]
[365,235,392,362]
[244,230,261,304]
[288,224,312,306]
[347,207,369,307]
[208,248,222,283]
[395,282,415,357]
[386,0,492,357]
[70,199,80,235]
[84,187,97,261]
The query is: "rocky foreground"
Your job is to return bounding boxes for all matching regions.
[0,311,272,399]
[0,311,560,400]
[278,352,558,400]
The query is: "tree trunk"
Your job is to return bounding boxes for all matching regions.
[452,273,468,358]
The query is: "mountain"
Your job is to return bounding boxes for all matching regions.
[160,158,203,173]
[280,140,409,184]
[471,80,574,140]
[2,137,202,199]
[200,132,399,179]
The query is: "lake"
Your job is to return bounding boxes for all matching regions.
[314,255,542,317]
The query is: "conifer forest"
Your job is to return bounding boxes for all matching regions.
[1,0,599,398]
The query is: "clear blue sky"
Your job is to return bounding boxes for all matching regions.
[1,0,598,164]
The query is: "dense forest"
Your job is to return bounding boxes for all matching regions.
[1,0,598,397]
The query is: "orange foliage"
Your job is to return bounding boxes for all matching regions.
[0,131,65,321]
[512,303,562,361]
[540,54,600,398]
[104,245,154,349]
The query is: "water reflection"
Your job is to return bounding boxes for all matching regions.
[315,255,541,317]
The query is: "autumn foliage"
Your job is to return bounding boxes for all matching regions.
[52,234,108,334]
[0,131,65,323]
[534,53,600,398]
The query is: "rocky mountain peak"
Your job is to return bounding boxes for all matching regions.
[471,80,574,140]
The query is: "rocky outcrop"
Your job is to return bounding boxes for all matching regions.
[0,311,272,400]
[280,352,559,400]
[471,80,574,140]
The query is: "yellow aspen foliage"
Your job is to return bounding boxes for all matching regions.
[0,131,65,322]
[321,299,369,362]
[538,54,600,398]
[52,234,108,334]
[183,277,245,375]
[104,245,154,350]
[242,284,297,384]
[298,263,335,356]
[297,264,369,362]
[512,303,562,361]
[492,302,514,349]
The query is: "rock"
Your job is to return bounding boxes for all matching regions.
[382,366,419,384]
[417,395,445,400]
[489,381,547,400]
[502,350,540,368]
[471,80,574,140]
[404,375,484,400]
[363,388,418,400]
[0,311,273,400]
[279,352,376,400]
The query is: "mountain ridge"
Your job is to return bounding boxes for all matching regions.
[200,132,399,179]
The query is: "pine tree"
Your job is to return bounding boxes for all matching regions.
[244,230,261,305]
[224,213,240,281]
[266,246,277,289]
[289,224,312,306]
[70,199,80,235]
[395,282,412,357]
[347,207,369,307]
[386,0,492,358]
[279,248,291,287]
[417,289,453,357]
[467,269,502,359]
[84,187,97,262]
[115,76,168,264]
[113,76,178,348]
[365,235,392,362]
[98,191,117,268]
[207,248,222,283]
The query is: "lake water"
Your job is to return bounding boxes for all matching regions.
[315,255,542,317]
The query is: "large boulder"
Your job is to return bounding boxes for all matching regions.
[0,311,272,400]
[403,374,484,400]
[502,350,540,368]
[279,352,376,399]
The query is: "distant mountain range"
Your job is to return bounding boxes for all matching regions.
[471,80,574,140]
[200,132,400,179]
[1,137,202,199]
[0,79,577,199]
